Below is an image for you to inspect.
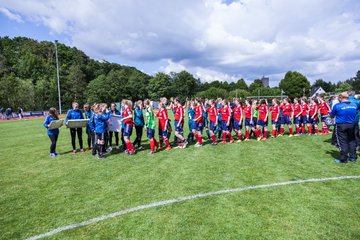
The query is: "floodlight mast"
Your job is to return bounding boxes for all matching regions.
[54,40,62,114]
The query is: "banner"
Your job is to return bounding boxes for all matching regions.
[48,120,64,130]
[108,115,122,132]
[67,119,89,128]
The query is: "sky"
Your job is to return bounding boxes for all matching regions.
[1,0,360,86]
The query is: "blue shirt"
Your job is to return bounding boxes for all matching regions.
[65,109,84,122]
[94,112,111,133]
[188,107,195,124]
[349,96,360,122]
[43,115,60,136]
[330,101,358,124]
[133,106,144,126]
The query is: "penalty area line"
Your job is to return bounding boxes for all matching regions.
[25,175,360,240]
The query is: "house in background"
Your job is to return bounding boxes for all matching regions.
[310,86,326,98]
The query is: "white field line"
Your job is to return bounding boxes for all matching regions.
[25,175,360,240]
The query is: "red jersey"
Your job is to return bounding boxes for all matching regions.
[293,103,302,117]
[257,104,268,121]
[220,105,232,121]
[319,102,330,115]
[301,103,309,116]
[281,104,293,117]
[269,104,280,121]
[243,105,253,119]
[173,105,184,123]
[309,104,319,119]
[233,105,243,121]
[122,107,133,125]
[156,108,168,130]
[194,105,203,123]
[206,106,218,123]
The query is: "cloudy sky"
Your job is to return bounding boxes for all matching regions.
[1,0,360,86]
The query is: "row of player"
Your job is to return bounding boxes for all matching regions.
[44,96,332,158]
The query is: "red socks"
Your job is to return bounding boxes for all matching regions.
[126,141,134,152]
[315,128,319,134]
[289,127,293,135]
[196,134,203,144]
[280,127,284,134]
[228,133,233,141]
[245,130,250,139]
[222,132,227,142]
[296,126,300,134]
[237,132,242,140]
[211,135,217,143]
[150,139,155,152]
[308,126,312,134]
[165,138,171,147]
[264,130,268,138]
[302,126,305,134]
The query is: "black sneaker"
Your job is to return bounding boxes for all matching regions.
[97,155,106,159]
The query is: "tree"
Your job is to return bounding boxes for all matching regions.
[279,71,311,98]
[249,79,264,92]
[228,89,250,99]
[148,73,173,99]
[235,78,248,90]
[196,87,228,99]
[335,82,353,93]
[345,70,360,92]
[171,70,200,98]
[312,79,336,92]
[250,87,281,97]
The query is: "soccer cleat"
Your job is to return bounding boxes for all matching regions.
[80,149,85,153]
[244,138,250,142]
[261,138,267,141]
[165,146,172,150]
[229,139,235,143]
[124,149,129,154]
[294,134,300,136]
[182,141,188,149]
[212,142,218,145]
[220,141,227,144]
[55,153,61,157]
[115,146,120,150]
[107,147,112,152]
[195,143,203,147]
[237,140,242,143]
[277,134,283,137]
[50,153,56,157]
[348,157,357,163]
[307,133,312,136]
[288,134,293,138]
[137,146,144,150]
[87,147,92,151]
[257,137,262,141]
[128,150,136,155]
[334,159,347,164]
[148,151,155,155]
[72,150,77,154]
[97,155,106,159]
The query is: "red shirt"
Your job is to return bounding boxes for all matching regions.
[122,107,133,125]
[206,106,218,123]
[309,104,319,119]
[156,108,168,130]
[269,104,280,121]
[281,104,293,117]
[257,104,268,121]
[194,105,203,123]
[293,103,302,117]
[319,102,330,115]
[243,105,253,119]
[233,105,243,121]
[174,105,184,123]
[301,103,309,116]
[220,105,232,121]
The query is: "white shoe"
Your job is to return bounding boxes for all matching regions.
[115,146,120,150]
[182,141,188,149]
[107,147,113,152]
[50,153,56,157]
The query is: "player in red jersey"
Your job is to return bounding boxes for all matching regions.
[292,98,303,135]
[318,96,331,135]
[193,98,204,147]
[206,99,219,144]
[279,98,294,137]
[255,99,269,140]
[173,98,188,148]
[269,98,280,137]
[300,98,309,134]
[120,100,135,154]
[232,98,243,142]
[220,99,234,143]
[156,102,172,150]
[243,99,256,141]
[307,98,319,135]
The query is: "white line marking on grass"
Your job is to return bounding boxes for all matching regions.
[25,175,360,240]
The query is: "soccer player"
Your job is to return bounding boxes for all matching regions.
[174,98,188,148]
[83,103,94,151]
[269,98,280,137]
[307,98,319,135]
[133,100,145,150]
[121,100,136,154]
[255,99,269,141]
[243,99,256,141]
[186,100,196,143]
[193,98,204,147]
[108,103,120,152]
[206,99,219,144]
[43,107,61,157]
[220,99,234,143]
[65,102,84,153]
[318,97,331,135]
[156,102,172,150]
[293,98,303,135]
[300,98,309,134]
[144,99,159,154]
[203,99,211,140]
[93,103,111,159]
[232,98,243,142]
[279,98,294,137]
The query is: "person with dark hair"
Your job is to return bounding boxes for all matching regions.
[108,103,121,151]
[65,102,84,154]
[172,98,188,148]
[279,98,294,137]
[83,103,94,151]
[330,92,358,164]
[133,100,145,150]
[348,91,360,148]
[308,98,319,135]
[43,107,60,157]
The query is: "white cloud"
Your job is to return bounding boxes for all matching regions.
[0,7,23,23]
[1,0,360,85]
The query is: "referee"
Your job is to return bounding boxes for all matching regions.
[330,91,358,164]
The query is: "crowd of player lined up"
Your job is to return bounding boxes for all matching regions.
[43,96,332,158]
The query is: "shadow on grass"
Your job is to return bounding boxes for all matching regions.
[325,149,340,159]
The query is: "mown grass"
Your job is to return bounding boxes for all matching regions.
[0,116,359,240]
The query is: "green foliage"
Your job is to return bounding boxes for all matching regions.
[279,71,311,98]
[249,79,264,92]
[228,89,250,99]
[235,78,248,90]
[335,82,353,93]
[148,73,173,100]
[196,87,228,99]
[250,87,281,97]
[171,71,201,98]
[311,79,336,93]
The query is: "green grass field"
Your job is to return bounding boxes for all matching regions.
[1,116,360,240]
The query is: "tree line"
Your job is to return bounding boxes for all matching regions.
[0,36,359,111]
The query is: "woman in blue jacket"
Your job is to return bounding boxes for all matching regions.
[133,100,145,150]
[94,103,111,159]
[44,108,60,157]
[83,103,94,151]
[108,103,121,151]
[65,102,84,154]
